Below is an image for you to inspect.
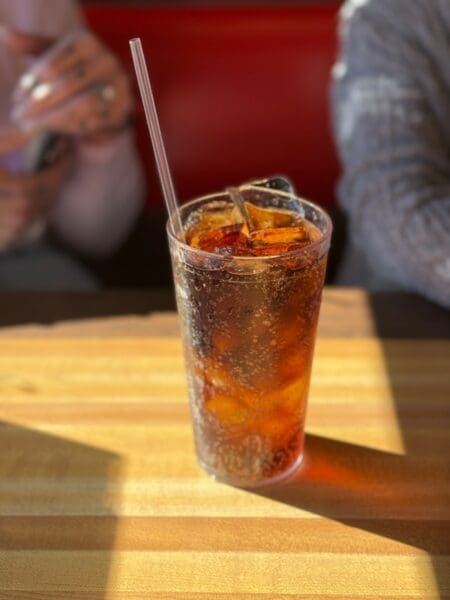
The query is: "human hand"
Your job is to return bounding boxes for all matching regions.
[7,29,134,141]
[0,151,73,252]
[0,126,33,155]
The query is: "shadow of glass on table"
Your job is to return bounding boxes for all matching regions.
[0,422,122,598]
[254,292,450,598]
[256,432,449,546]
[370,294,450,599]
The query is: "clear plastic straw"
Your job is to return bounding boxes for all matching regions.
[129,38,184,238]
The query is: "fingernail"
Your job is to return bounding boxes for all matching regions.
[19,71,37,91]
[11,82,52,123]
[31,82,51,101]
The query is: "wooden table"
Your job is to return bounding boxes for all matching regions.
[0,288,449,599]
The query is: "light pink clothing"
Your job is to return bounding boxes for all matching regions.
[0,0,145,257]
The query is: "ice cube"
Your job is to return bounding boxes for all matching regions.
[205,392,249,426]
[184,200,243,238]
[244,203,300,231]
[227,185,303,233]
[228,176,310,234]
[249,225,311,245]
[245,175,296,195]
[246,225,313,256]
[187,223,243,254]
[247,243,306,256]
[241,176,305,218]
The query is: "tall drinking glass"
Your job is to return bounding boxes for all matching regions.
[168,186,332,487]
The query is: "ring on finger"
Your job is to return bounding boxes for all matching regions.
[95,83,116,119]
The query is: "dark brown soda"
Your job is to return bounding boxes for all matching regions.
[170,199,328,485]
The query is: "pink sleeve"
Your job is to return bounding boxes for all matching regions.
[50,130,146,258]
[0,0,84,38]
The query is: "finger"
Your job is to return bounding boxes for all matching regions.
[10,199,32,222]
[0,169,20,198]
[2,213,33,243]
[0,195,30,244]
[84,76,134,135]
[0,221,23,250]
[33,31,102,84]
[0,171,38,217]
[13,51,119,121]
[0,126,36,154]
[0,154,72,228]
[14,30,102,100]
[0,197,31,225]
[20,74,132,137]
[17,153,73,222]
[33,151,74,205]
[3,29,54,56]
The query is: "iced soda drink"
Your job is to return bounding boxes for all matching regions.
[168,180,332,486]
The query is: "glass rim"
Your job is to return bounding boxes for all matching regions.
[166,187,333,262]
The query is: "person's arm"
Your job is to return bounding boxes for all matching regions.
[50,130,145,257]
[332,0,450,308]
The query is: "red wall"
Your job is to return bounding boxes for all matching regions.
[84,5,341,208]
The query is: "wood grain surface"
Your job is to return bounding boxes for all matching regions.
[0,289,449,599]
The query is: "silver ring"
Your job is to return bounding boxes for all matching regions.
[96,84,116,118]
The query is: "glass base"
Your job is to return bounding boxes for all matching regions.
[198,450,304,489]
